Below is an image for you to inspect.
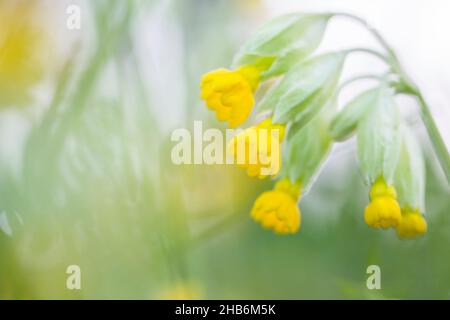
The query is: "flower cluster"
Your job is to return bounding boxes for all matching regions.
[364,178,426,238]
[365,177,402,229]
[396,208,427,238]
[251,178,301,234]
[227,118,285,178]
[200,65,260,128]
[199,12,442,239]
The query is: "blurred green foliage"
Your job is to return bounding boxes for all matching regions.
[0,0,449,299]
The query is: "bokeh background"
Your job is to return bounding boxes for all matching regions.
[0,0,449,299]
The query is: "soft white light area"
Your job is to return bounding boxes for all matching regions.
[134,0,187,134]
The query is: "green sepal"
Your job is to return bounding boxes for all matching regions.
[357,85,401,185]
[330,87,379,141]
[257,52,346,128]
[394,124,426,212]
[282,100,335,192]
[232,13,331,78]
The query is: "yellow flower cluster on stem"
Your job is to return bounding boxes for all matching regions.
[251,178,301,235]
[365,177,402,229]
[228,117,285,178]
[396,207,427,238]
[200,65,261,128]
[364,177,427,238]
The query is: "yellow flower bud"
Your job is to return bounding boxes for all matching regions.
[228,118,285,178]
[364,177,401,229]
[200,65,260,128]
[396,208,427,238]
[251,178,301,234]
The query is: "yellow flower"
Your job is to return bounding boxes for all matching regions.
[200,65,260,128]
[364,177,401,229]
[396,208,427,238]
[158,283,201,300]
[228,118,285,178]
[0,1,46,107]
[251,178,301,234]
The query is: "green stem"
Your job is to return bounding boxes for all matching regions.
[332,12,397,59]
[416,93,450,183]
[345,47,391,65]
[334,12,415,89]
[337,73,385,93]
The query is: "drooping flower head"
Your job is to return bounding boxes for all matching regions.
[200,65,260,128]
[251,178,301,234]
[396,208,427,238]
[364,177,402,229]
[228,117,285,178]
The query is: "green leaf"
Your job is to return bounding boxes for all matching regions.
[284,102,334,191]
[258,52,345,126]
[330,88,379,141]
[394,124,425,212]
[357,86,401,185]
[262,49,307,79]
[232,13,330,77]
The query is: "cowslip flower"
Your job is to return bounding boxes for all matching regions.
[364,177,402,229]
[228,118,285,178]
[251,178,301,234]
[396,208,427,238]
[200,65,261,128]
[0,1,46,107]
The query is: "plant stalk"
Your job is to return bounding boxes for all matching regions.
[333,12,397,58]
[416,93,450,184]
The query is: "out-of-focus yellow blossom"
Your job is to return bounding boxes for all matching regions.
[251,178,301,234]
[158,283,201,300]
[228,118,285,178]
[364,177,402,229]
[200,65,261,128]
[0,1,46,107]
[396,208,427,238]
